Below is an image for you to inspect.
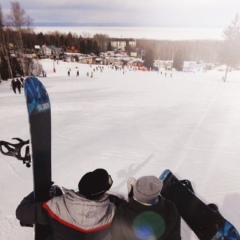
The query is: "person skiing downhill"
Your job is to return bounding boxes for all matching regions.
[16,168,126,240]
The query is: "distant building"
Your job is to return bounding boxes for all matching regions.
[40,45,62,59]
[110,38,136,51]
[183,61,203,72]
[65,46,80,54]
[154,60,173,70]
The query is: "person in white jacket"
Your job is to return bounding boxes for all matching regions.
[16,168,126,240]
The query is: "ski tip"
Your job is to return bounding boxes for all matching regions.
[24,76,40,87]
[24,77,50,115]
[159,169,171,181]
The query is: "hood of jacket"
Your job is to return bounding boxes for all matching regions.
[44,189,116,232]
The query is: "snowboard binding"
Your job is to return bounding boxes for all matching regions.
[0,138,31,167]
[180,179,195,194]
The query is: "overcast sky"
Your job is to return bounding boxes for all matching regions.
[1,0,240,28]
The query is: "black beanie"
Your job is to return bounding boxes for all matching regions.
[78,168,112,200]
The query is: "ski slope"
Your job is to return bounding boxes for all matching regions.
[0,59,240,240]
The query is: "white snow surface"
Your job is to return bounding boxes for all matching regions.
[0,59,240,240]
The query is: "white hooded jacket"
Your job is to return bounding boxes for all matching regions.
[44,189,116,232]
[16,189,117,240]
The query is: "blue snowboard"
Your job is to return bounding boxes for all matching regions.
[24,77,52,240]
[160,169,240,240]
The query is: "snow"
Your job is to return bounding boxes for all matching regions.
[1,59,240,239]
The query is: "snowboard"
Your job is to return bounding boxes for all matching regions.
[24,76,52,240]
[159,169,240,240]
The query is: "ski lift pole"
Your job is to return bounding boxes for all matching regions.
[53,58,56,73]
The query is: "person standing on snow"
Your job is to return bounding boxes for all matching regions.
[20,76,24,86]
[11,79,17,93]
[16,168,126,240]
[111,175,181,240]
[15,78,22,93]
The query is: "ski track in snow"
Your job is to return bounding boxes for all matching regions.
[1,60,240,240]
[173,83,225,178]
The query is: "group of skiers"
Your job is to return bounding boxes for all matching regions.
[11,77,24,94]
[16,168,181,240]
[68,69,80,77]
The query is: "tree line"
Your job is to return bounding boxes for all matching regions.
[0,2,240,81]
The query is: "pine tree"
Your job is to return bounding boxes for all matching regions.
[144,49,154,69]
[0,51,10,80]
[79,37,86,54]
[107,42,112,51]
[173,49,185,71]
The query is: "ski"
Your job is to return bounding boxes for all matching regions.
[160,169,240,240]
[24,77,52,240]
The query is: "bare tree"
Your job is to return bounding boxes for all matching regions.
[0,5,13,78]
[220,14,240,82]
[93,34,109,52]
[32,60,43,76]
[6,1,33,75]
[0,4,13,79]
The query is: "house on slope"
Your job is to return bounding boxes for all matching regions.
[183,61,203,72]
[38,45,62,59]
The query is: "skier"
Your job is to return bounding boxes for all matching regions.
[111,175,181,240]
[20,76,24,86]
[16,78,22,93]
[16,168,126,240]
[11,79,17,93]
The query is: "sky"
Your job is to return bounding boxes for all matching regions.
[0,60,240,240]
[1,0,240,28]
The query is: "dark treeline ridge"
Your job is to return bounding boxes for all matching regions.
[0,1,239,81]
[0,26,224,80]
[10,27,223,63]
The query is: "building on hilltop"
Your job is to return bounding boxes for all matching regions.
[65,46,80,54]
[110,38,136,51]
[183,61,203,72]
[37,45,62,59]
